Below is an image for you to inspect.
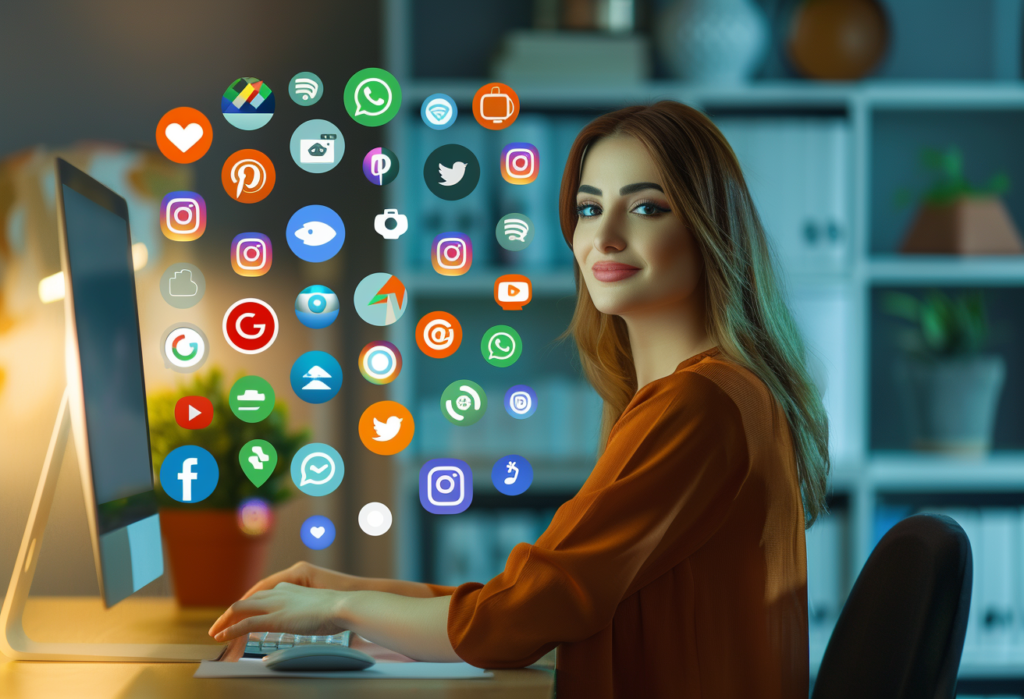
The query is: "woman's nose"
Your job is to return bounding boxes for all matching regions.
[592,214,627,253]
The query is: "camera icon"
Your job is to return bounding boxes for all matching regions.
[504,148,535,179]
[237,238,267,270]
[374,208,408,240]
[166,198,200,235]
[437,238,467,269]
[419,459,472,514]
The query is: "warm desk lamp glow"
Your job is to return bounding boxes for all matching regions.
[38,242,148,303]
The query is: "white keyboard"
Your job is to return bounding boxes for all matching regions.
[244,631,352,657]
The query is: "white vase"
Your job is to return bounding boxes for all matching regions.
[656,0,769,84]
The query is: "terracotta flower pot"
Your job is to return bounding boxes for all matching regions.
[900,197,1024,255]
[159,508,272,607]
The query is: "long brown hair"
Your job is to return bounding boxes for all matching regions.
[559,101,830,526]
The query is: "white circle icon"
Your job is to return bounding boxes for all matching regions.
[363,346,397,381]
[423,318,454,350]
[510,391,532,415]
[358,502,393,536]
[161,324,208,373]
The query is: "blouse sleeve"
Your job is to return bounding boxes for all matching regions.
[444,371,752,668]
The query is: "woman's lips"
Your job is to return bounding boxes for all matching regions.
[591,261,640,282]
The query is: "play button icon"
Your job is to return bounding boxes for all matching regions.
[175,396,213,430]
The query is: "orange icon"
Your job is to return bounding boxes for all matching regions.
[472,83,520,130]
[416,311,462,358]
[156,107,213,164]
[221,149,276,203]
[494,274,532,311]
[358,401,415,456]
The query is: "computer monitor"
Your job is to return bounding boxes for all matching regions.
[55,158,163,607]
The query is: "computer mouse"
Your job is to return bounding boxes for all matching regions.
[263,644,376,671]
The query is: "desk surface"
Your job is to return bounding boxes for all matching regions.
[0,597,555,699]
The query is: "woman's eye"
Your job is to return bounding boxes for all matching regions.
[577,203,601,218]
[632,203,669,216]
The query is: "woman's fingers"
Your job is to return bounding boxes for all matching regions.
[239,568,304,601]
[208,594,280,637]
[214,613,280,642]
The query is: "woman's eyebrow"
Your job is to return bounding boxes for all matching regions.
[578,184,601,195]
[619,182,664,195]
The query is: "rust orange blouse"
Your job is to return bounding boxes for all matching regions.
[427,347,809,698]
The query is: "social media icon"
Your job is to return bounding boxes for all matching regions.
[431,232,472,276]
[504,384,537,419]
[291,443,344,497]
[289,71,323,106]
[420,93,457,130]
[295,285,340,329]
[496,212,535,252]
[344,67,402,127]
[286,204,345,262]
[239,439,277,487]
[358,401,415,456]
[237,497,272,536]
[358,502,393,536]
[230,233,272,277]
[440,380,487,426]
[473,83,520,130]
[221,149,275,203]
[501,142,539,185]
[374,208,408,239]
[160,263,206,309]
[416,311,462,359]
[481,325,522,368]
[300,515,336,550]
[222,298,279,354]
[161,323,208,373]
[175,395,213,429]
[353,273,407,326]
[290,119,345,174]
[229,376,275,423]
[363,147,399,185]
[495,274,532,310]
[491,455,533,496]
[156,107,213,164]
[160,191,206,241]
[160,446,218,504]
[359,341,402,384]
[423,144,480,201]
[419,459,472,515]
[290,351,342,404]
[221,77,275,130]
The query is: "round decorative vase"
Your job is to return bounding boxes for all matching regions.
[787,0,889,80]
[895,355,1006,455]
[656,0,769,84]
[160,508,272,607]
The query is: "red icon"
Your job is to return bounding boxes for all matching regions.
[472,83,520,130]
[416,311,462,359]
[494,274,532,311]
[174,396,213,430]
[223,298,279,354]
[156,107,213,164]
[221,149,276,204]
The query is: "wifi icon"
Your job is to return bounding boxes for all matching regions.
[421,94,458,130]
[289,72,323,106]
[496,213,534,252]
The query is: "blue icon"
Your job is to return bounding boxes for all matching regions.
[159,446,219,504]
[290,350,342,404]
[290,443,344,496]
[420,93,457,130]
[300,515,336,550]
[286,205,345,263]
[295,285,339,328]
[419,458,472,514]
[491,455,533,496]
[504,384,536,419]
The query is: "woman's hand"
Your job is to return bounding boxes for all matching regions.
[237,561,355,599]
[207,582,348,641]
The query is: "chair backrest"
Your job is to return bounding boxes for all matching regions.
[811,513,972,699]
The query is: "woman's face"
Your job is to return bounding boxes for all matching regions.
[573,135,703,319]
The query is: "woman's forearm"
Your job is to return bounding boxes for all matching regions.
[345,576,444,598]
[337,591,461,662]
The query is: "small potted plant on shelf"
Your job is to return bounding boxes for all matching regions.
[897,146,1023,254]
[147,368,308,606]
[882,289,1005,455]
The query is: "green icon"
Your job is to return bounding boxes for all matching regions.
[229,376,275,423]
[481,325,522,368]
[441,380,487,426]
[239,439,277,487]
[344,67,402,127]
[289,71,323,106]
[496,213,535,252]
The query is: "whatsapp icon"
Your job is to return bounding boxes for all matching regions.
[344,68,402,127]
[481,325,522,368]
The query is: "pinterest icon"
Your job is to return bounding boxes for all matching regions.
[221,149,276,203]
[415,311,462,359]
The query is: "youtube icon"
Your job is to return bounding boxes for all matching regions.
[175,396,213,430]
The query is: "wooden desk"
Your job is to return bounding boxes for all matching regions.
[0,597,555,699]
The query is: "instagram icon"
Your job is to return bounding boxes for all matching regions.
[231,232,273,277]
[160,191,207,241]
[431,232,473,276]
[500,142,539,185]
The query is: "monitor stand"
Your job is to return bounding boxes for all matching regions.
[0,387,224,661]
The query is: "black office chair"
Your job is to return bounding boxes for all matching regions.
[812,513,972,699]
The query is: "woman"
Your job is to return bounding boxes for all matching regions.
[208,101,830,698]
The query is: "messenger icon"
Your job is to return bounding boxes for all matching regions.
[291,443,344,496]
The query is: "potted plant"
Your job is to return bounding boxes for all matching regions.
[883,290,1005,455]
[148,368,308,606]
[898,147,1023,254]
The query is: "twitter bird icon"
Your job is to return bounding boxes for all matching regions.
[373,415,403,442]
[424,144,479,201]
[438,161,467,186]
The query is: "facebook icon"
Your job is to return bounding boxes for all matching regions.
[159,446,218,504]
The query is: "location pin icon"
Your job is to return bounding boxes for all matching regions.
[239,439,278,487]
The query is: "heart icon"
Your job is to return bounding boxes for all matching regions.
[165,123,204,152]
[310,526,325,539]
